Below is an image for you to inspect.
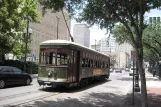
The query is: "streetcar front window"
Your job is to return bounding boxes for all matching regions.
[39,48,68,66]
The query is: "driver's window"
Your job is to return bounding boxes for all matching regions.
[12,67,22,74]
[2,68,12,73]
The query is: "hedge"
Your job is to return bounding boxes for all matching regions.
[0,60,38,74]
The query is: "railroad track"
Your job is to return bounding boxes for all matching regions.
[5,92,60,107]
[0,90,40,101]
[0,86,61,107]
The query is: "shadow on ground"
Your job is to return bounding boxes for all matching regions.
[18,92,126,107]
[39,79,111,93]
[116,76,133,81]
[123,92,161,107]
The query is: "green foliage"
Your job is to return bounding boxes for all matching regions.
[112,24,132,45]
[39,0,83,12]
[142,24,161,60]
[1,60,38,74]
[113,23,161,62]
[0,0,39,60]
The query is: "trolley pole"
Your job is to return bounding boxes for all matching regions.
[56,16,60,40]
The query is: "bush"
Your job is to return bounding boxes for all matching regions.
[0,60,38,74]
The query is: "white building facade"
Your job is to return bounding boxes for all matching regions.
[73,24,90,47]
[100,36,116,54]
[115,42,133,57]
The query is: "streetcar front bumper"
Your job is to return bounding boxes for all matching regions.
[37,77,69,86]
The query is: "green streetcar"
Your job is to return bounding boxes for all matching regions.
[37,40,110,88]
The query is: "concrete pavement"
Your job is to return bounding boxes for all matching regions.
[12,72,133,107]
[122,71,161,107]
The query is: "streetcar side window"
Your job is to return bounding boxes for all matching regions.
[102,61,105,68]
[85,59,88,67]
[57,54,61,65]
[82,58,85,67]
[106,62,109,68]
[90,60,93,67]
[88,59,90,67]
[52,53,56,65]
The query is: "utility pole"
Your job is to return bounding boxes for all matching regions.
[56,16,60,39]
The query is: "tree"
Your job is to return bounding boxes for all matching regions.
[113,23,161,62]
[39,0,161,107]
[0,0,39,61]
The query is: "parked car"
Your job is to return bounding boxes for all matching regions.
[125,68,130,72]
[0,66,32,89]
[114,68,122,73]
[110,68,113,72]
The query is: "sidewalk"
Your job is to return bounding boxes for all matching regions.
[122,72,161,107]
[30,74,38,78]
[146,72,161,107]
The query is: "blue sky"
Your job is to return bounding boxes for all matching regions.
[71,9,161,45]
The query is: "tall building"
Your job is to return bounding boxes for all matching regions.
[29,4,71,62]
[73,24,90,47]
[100,36,116,54]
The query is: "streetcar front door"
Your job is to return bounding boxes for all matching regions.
[68,50,79,82]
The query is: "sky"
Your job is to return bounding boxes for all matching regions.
[71,9,161,45]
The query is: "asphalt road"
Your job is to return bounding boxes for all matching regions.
[0,71,133,107]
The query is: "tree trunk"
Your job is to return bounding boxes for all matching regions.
[137,52,148,107]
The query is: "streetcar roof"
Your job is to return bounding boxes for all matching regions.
[41,40,109,58]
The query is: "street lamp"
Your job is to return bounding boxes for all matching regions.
[24,18,32,73]
[56,16,60,39]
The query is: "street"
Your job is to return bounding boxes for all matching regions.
[0,71,133,107]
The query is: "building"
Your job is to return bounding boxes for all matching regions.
[29,4,71,62]
[73,24,90,47]
[100,36,116,54]
[115,42,133,57]
[91,40,101,51]
[115,52,130,68]
[149,17,160,25]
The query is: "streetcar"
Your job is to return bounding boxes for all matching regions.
[37,40,110,87]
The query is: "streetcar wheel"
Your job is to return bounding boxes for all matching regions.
[26,78,31,85]
[0,80,5,89]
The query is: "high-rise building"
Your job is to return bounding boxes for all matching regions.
[29,4,71,62]
[73,24,90,47]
